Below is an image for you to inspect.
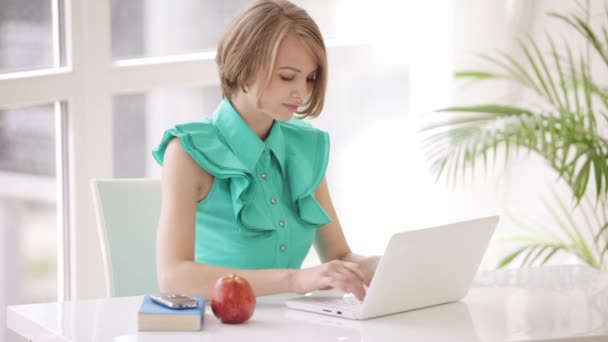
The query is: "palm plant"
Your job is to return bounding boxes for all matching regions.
[420,2,608,270]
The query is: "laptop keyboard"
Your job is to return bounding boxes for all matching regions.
[315,295,362,309]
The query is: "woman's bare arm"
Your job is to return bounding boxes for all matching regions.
[313,178,381,284]
[156,138,294,298]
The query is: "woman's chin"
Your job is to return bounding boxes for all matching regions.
[275,111,295,121]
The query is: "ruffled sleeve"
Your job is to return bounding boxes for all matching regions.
[152,121,248,175]
[152,122,268,238]
[281,120,332,227]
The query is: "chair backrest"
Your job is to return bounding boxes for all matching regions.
[90,178,161,297]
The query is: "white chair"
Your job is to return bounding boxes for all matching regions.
[90,178,161,297]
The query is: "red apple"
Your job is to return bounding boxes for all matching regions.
[211,274,256,324]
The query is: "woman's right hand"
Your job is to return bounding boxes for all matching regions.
[289,260,370,301]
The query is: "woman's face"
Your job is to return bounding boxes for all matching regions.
[247,33,319,121]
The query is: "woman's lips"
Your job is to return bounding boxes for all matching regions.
[283,104,299,112]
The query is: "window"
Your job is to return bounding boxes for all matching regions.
[113,86,221,178]
[0,0,56,73]
[0,0,68,340]
[0,104,59,342]
[111,1,251,59]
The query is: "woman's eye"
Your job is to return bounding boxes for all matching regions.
[307,78,316,83]
[280,75,295,81]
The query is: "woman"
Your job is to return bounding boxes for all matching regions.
[153,0,380,301]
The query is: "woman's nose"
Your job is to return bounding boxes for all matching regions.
[290,87,303,100]
[290,90,301,100]
[291,79,307,100]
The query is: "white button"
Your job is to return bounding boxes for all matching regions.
[280,244,287,252]
[278,220,285,227]
[271,198,277,204]
[261,172,268,179]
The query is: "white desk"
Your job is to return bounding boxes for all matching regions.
[6,265,608,341]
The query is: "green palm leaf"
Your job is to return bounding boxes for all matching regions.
[498,191,604,269]
[422,2,608,270]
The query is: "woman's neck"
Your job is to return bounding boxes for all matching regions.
[230,94,274,141]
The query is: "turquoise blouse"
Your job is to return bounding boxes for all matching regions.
[153,98,332,269]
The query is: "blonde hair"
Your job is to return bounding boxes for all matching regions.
[216,0,327,118]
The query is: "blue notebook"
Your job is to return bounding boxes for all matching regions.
[137,295,206,331]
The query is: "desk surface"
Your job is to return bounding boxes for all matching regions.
[6,265,608,342]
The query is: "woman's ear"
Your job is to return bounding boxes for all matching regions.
[244,70,263,94]
[238,80,249,94]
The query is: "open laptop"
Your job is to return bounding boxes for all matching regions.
[286,215,499,320]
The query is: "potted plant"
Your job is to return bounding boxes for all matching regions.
[420,2,608,270]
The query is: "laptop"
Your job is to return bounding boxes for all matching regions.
[286,215,499,320]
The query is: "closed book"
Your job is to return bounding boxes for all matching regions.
[137,295,205,331]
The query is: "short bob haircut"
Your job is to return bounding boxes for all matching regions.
[216,0,327,118]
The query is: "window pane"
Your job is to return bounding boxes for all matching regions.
[0,0,55,73]
[110,0,338,60]
[0,104,58,342]
[112,86,221,177]
[0,105,55,176]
